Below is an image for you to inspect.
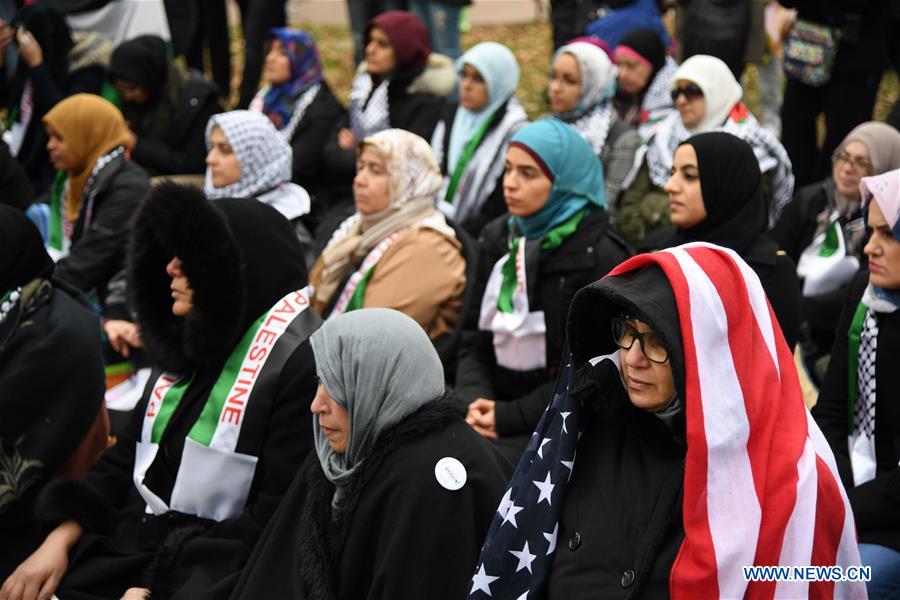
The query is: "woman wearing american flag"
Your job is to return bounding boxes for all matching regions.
[469,242,866,599]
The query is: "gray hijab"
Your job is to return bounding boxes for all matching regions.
[309,308,445,495]
[840,121,900,176]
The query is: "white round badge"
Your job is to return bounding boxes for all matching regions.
[434,456,467,491]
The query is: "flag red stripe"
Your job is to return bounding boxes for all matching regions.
[687,249,809,582]
[621,251,721,598]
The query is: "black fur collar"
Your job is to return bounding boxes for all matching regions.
[129,182,245,372]
[294,395,459,600]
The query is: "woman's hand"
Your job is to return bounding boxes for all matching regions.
[104,319,143,359]
[16,26,43,68]
[466,398,498,440]
[0,520,82,600]
[337,128,356,150]
[120,587,150,600]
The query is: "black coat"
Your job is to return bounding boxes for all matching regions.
[0,279,105,578]
[771,179,835,265]
[455,210,631,437]
[35,186,321,600]
[287,84,349,219]
[129,71,222,176]
[813,270,900,552]
[53,156,150,312]
[641,229,802,350]
[230,400,512,600]
[546,380,685,600]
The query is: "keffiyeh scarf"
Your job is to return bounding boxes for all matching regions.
[349,71,391,141]
[204,110,293,199]
[644,105,795,224]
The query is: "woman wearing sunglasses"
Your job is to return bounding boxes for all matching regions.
[468,244,863,599]
[772,122,900,377]
[618,54,794,243]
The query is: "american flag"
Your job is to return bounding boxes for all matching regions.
[469,243,865,599]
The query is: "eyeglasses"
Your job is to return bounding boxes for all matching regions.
[831,150,872,173]
[670,83,703,103]
[611,317,668,363]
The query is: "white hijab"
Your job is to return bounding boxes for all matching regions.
[670,54,742,134]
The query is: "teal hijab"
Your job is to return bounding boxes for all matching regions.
[508,119,606,239]
[447,42,520,173]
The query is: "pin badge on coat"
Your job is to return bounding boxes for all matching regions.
[435,456,467,491]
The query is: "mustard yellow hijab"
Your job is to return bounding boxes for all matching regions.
[43,94,130,221]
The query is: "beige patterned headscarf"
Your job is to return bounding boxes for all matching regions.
[309,129,449,313]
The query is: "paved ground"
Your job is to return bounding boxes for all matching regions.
[287,0,551,26]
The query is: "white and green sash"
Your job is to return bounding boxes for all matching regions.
[134,287,316,521]
[478,238,547,371]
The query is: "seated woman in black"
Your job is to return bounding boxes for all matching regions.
[249,27,345,222]
[321,10,455,217]
[108,34,222,177]
[231,308,510,599]
[470,245,865,599]
[644,131,802,349]
[431,41,528,236]
[0,3,110,191]
[2,183,321,600]
[813,169,900,599]
[457,118,630,463]
[0,206,108,578]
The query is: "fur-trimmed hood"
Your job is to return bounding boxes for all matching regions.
[356,53,457,99]
[129,182,308,372]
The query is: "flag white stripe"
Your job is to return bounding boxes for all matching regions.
[681,243,780,374]
[774,438,816,599]
[669,248,761,599]
[805,411,868,598]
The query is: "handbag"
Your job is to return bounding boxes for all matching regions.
[782,18,839,87]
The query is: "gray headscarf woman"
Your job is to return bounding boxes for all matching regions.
[309,308,444,503]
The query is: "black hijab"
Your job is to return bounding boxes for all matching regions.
[618,28,666,87]
[0,142,33,211]
[0,205,53,295]
[676,131,769,256]
[108,35,169,100]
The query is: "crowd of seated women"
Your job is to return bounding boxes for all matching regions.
[1,4,900,599]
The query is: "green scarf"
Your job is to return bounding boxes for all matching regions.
[444,111,495,205]
[149,308,268,445]
[497,209,586,313]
